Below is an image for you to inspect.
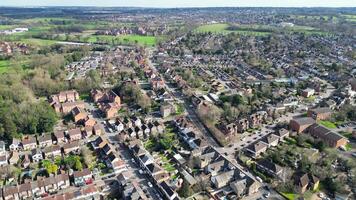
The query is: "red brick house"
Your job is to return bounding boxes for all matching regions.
[289,117,315,133]
[307,107,332,120]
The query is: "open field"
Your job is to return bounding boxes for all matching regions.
[20,38,59,46]
[318,120,337,129]
[87,34,157,46]
[342,15,356,22]
[195,23,271,36]
[0,60,10,73]
[195,23,231,33]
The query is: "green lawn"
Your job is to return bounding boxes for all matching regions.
[20,38,59,46]
[318,120,337,129]
[195,23,231,33]
[195,23,272,36]
[0,60,11,73]
[0,25,16,30]
[281,192,300,200]
[86,34,157,46]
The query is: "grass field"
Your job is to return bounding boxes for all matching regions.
[318,120,337,129]
[20,38,59,46]
[281,192,299,200]
[342,15,356,22]
[195,23,231,33]
[87,34,157,46]
[195,23,271,36]
[0,60,10,73]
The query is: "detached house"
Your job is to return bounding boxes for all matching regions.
[245,141,268,158]
[257,159,283,178]
[260,134,279,147]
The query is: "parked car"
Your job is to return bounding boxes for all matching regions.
[263,192,270,198]
[148,182,153,187]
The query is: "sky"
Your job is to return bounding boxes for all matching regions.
[0,0,355,7]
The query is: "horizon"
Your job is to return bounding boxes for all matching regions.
[1,0,355,8]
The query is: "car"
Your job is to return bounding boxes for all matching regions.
[256,176,263,183]
[139,169,143,174]
[263,192,270,198]
[352,152,356,158]
[131,158,136,163]
[148,182,153,187]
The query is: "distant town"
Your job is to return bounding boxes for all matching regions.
[0,6,355,200]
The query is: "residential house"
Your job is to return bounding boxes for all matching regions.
[93,124,103,135]
[8,151,19,165]
[307,107,332,120]
[248,111,267,128]
[62,141,80,155]
[55,174,70,190]
[43,145,62,159]
[21,136,37,151]
[54,131,66,144]
[50,90,79,103]
[236,118,249,133]
[0,141,5,156]
[160,103,175,118]
[83,126,94,138]
[302,88,315,98]
[219,123,237,135]
[0,155,7,166]
[37,135,53,148]
[150,76,165,90]
[308,124,348,148]
[21,154,31,168]
[91,89,121,119]
[245,141,268,158]
[31,149,43,162]
[260,134,279,147]
[145,163,170,183]
[289,117,316,134]
[72,106,88,124]
[350,79,356,91]
[3,185,19,200]
[67,128,82,141]
[256,159,283,178]
[73,168,93,186]
[9,138,21,151]
[159,181,179,200]
[84,118,96,127]
[294,173,319,194]
[273,128,289,141]
[60,101,85,114]
[18,182,32,199]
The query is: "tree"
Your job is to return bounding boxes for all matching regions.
[315,140,326,152]
[81,145,95,170]
[42,160,58,174]
[177,180,193,198]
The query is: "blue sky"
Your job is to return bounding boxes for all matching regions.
[0,0,355,7]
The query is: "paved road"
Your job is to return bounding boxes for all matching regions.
[86,100,163,199]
